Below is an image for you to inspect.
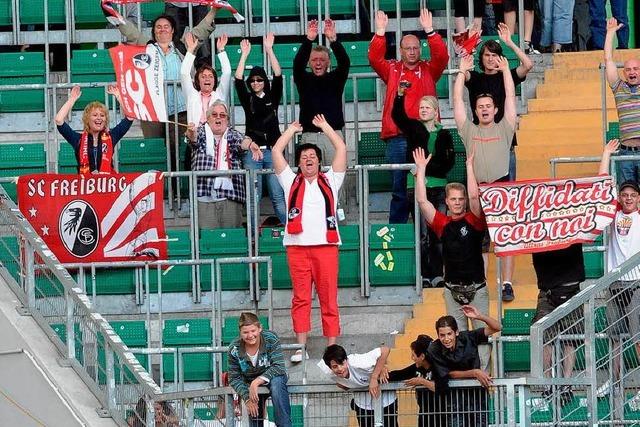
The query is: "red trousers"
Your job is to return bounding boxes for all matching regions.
[286,245,340,338]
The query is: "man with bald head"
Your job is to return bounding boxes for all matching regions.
[605,17,640,185]
[369,9,448,223]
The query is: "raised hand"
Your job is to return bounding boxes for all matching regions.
[239,39,251,56]
[216,33,228,52]
[459,54,475,72]
[106,84,122,103]
[497,22,512,45]
[461,305,481,319]
[607,17,623,33]
[311,114,330,130]
[185,122,197,142]
[70,85,82,100]
[495,55,509,72]
[375,10,388,35]
[323,18,337,42]
[412,147,432,170]
[419,8,433,32]
[604,138,620,154]
[287,121,303,134]
[307,19,319,41]
[263,32,275,50]
[185,32,198,53]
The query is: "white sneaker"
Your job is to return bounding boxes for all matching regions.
[290,350,309,363]
[596,380,611,398]
[629,390,640,411]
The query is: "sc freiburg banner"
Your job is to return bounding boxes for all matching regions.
[479,176,617,256]
[110,44,168,122]
[17,173,168,263]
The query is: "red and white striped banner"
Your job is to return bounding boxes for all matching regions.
[17,173,168,263]
[109,44,168,123]
[105,0,244,21]
[479,176,618,256]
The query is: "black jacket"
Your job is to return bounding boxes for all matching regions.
[391,94,454,179]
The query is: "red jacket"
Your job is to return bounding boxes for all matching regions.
[368,33,449,139]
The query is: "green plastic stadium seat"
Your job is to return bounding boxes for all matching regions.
[163,318,213,382]
[73,0,107,26]
[446,129,467,184]
[338,225,361,287]
[0,143,46,201]
[377,0,421,12]
[97,321,149,384]
[225,44,264,72]
[51,323,84,365]
[369,224,415,285]
[19,0,65,24]
[118,138,168,173]
[307,0,356,16]
[194,407,217,421]
[502,309,536,335]
[503,341,530,372]
[85,268,137,295]
[0,0,12,25]
[141,2,165,21]
[199,228,250,291]
[252,0,299,18]
[358,132,391,193]
[344,66,377,102]
[267,404,304,427]
[606,122,619,140]
[0,237,20,284]
[258,228,291,289]
[58,143,78,174]
[70,49,116,111]
[149,228,193,293]
[0,52,46,113]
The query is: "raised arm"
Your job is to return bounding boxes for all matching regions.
[312,114,346,173]
[462,305,502,336]
[215,34,232,100]
[55,86,81,126]
[497,23,533,78]
[454,56,474,129]
[180,33,199,102]
[273,122,302,175]
[413,148,437,224]
[264,32,281,76]
[604,18,624,86]
[391,89,414,133]
[368,346,391,398]
[189,7,217,44]
[466,146,482,217]
[497,56,517,129]
[293,21,317,79]
[599,139,620,175]
[368,11,391,82]
[420,8,448,81]
[235,39,251,80]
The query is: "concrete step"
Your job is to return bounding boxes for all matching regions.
[535,82,607,98]
[519,110,618,130]
[544,67,602,82]
[551,49,640,68]
[528,95,615,112]
[517,128,603,145]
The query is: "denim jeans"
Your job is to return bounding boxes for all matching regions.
[589,0,629,49]
[386,136,409,224]
[508,148,517,181]
[615,146,640,185]
[540,0,576,46]
[250,374,292,427]
[243,149,287,226]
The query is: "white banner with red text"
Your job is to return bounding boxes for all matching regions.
[479,176,617,256]
[17,173,168,263]
[109,44,168,123]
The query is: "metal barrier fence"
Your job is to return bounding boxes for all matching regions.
[530,250,640,426]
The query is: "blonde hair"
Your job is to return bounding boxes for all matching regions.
[81,101,109,133]
[419,95,440,123]
[445,182,467,198]
[238,312,261,329]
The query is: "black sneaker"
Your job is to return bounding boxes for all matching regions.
[524,41,541,55]
[422,278,431,288]
[559,386,574,406]
[502,282,515,302]
[541,387,553,399]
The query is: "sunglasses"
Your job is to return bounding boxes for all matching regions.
[209,112,228,119]
[249,78,264,83]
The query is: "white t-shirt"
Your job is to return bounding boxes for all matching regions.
[277,166,345,246]
[608,207,640,281]
[317,348,396,410]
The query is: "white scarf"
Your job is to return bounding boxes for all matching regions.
[204,124,234,191]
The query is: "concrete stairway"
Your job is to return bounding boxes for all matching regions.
[388,49,640,370]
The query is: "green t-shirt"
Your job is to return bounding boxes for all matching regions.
[407,123,448,189]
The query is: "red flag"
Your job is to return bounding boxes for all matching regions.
[17,173,168,263]
[479,176,618,256]
[109,44,168,123]
[103,0,245,22]
[453,28,482,58]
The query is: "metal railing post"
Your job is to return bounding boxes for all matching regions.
[600,64,608,145]
[105,343,117,413]
[25,241,36,309]
[66,291,76,360]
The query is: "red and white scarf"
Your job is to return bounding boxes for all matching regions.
[287,172,339,243]
[78,131,114,174]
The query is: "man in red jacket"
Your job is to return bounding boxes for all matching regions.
[369,8,449,223]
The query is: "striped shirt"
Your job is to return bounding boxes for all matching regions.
[612,79,640,142]
[228,330,287,401]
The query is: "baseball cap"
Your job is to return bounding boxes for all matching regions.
[619,180,640,193]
